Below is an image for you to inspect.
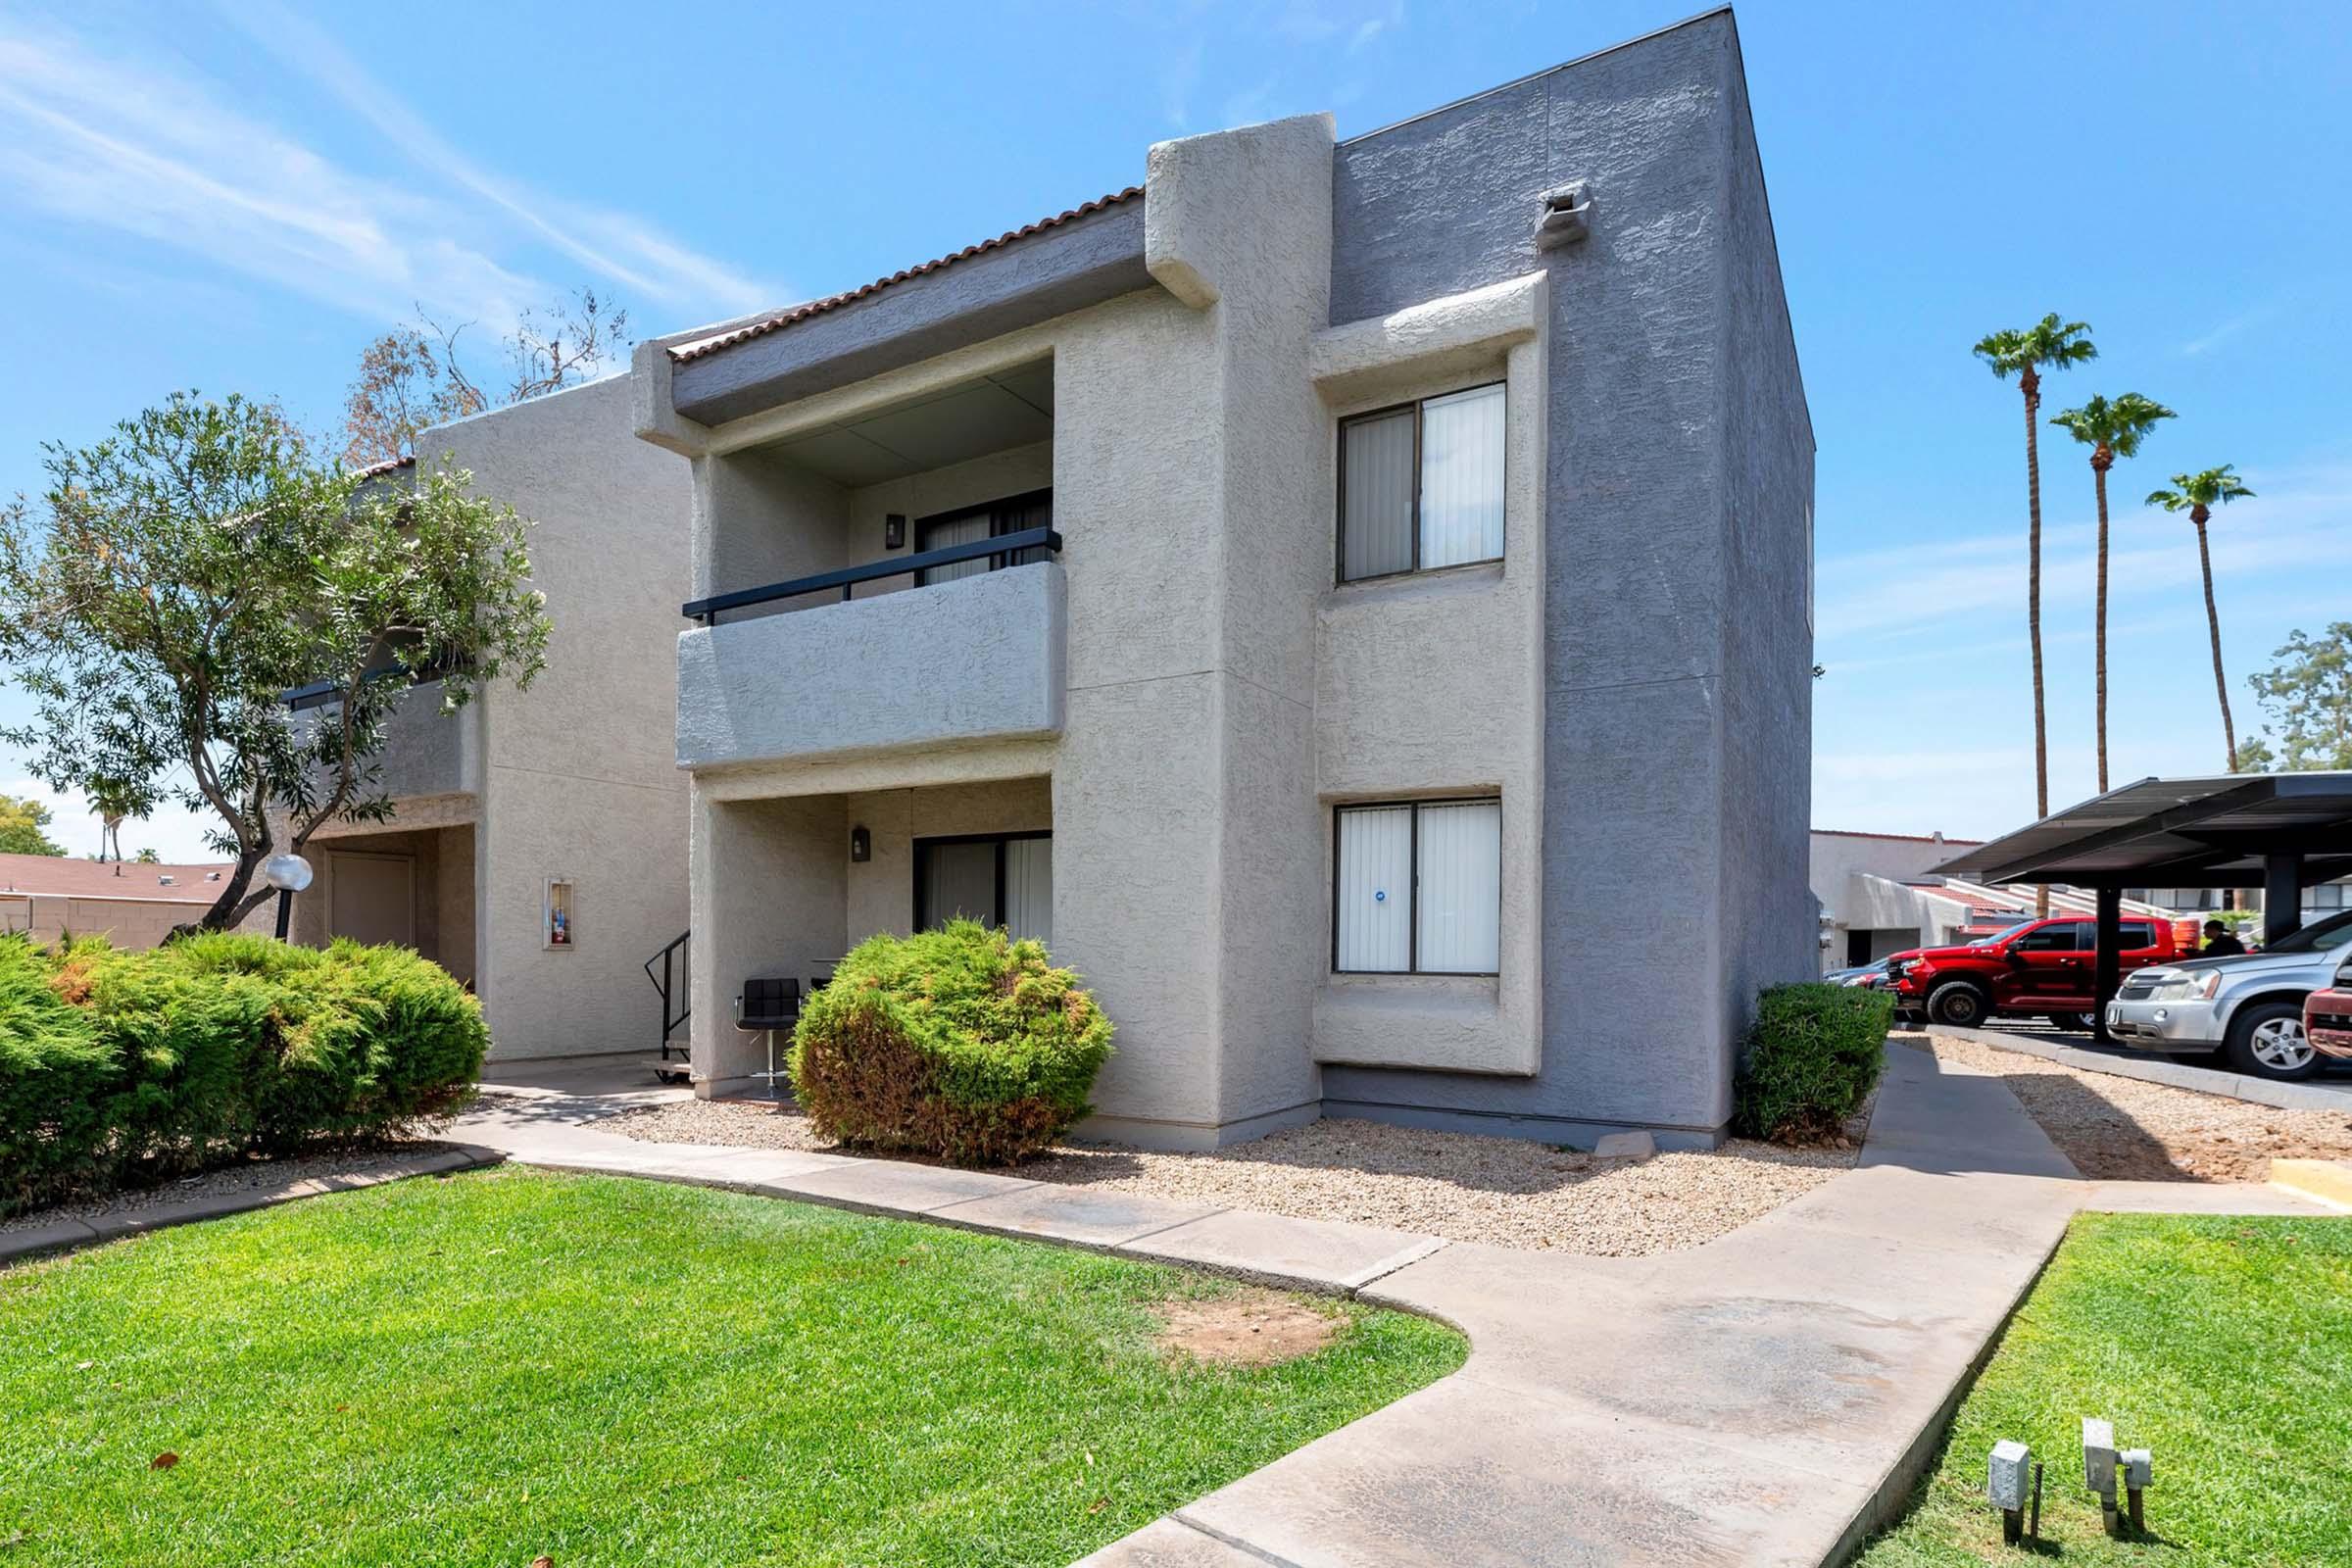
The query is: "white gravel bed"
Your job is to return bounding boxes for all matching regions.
[595,1098,1858,1256]
[0,1144,463,1236]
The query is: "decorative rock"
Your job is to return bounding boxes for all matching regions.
[1593,1130,1656,1160]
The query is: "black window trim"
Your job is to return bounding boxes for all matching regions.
[913,487,1054,587]
[1336,380,1506,587]
[1330,796,1502,977]
[912,828,1053,931]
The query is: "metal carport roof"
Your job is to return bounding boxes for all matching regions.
[1933,772,2352,891]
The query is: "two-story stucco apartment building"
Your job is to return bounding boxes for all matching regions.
[612,8,1813,1151]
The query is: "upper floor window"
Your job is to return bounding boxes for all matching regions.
[916,489,1053,587]
[1339,383,1505,583]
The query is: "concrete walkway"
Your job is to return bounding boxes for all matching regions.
[450,1045,2335,1567]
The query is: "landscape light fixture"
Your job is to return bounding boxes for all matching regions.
[2082,1418,2123,1537]
[263,853,313,941]
[1986,1440,2041,1545]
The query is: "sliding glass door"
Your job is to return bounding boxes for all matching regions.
[915,489,1054,586]
[914,832,1053,946]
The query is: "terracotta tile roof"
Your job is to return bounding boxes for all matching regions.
[352,454,416,479]
[670,185,1145,365]
[1814,828,1986,846]
[0,855,241,903]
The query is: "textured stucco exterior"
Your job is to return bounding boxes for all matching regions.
[324,374,694,1061]
[676,563,1065,770]
[642,8,1810,1146]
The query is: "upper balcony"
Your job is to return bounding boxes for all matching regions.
[674,358,1066,773]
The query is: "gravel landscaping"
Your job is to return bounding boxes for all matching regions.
[0,1143,465,1237]
[1913,1031,2352,1181]
[595,1098,1859,1255]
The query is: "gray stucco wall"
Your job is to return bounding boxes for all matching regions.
[1319,9,1816,1146]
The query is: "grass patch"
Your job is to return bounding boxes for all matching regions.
[1857,1212,2352,1567]
[0,1166,1462,1566]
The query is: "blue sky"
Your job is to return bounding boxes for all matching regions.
[2,0,2348,858]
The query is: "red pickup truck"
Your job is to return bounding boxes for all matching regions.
[1886,914,2196,1030]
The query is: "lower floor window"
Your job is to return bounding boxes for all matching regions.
[915,832,1052,945]
[1333,799,1501,974]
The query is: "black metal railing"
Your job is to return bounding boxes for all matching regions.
[681,526,1062,626]
[644,930,691,1061]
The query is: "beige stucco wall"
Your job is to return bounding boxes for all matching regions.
[842,777,1053,944]
[423,374,694,1060]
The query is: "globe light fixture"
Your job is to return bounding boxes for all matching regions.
[264,853,313,940]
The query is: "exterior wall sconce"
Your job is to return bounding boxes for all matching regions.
[850,825,871,862]
[885,514,906,550]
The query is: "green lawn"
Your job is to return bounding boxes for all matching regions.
[1858,1212,2352,1567]
[0,1166,1463,1567]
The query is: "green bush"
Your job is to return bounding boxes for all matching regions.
[1732,981,1892,1144]
[0,932,485,1218]
[790,921,1114,1165]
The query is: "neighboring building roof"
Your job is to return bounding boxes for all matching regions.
[352,454,416,479]
[1813,828,1986,847]
[0,856,237,903]
[669,186,1145,365]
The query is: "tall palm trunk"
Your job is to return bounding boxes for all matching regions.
[2191,507,2235,768]
[2022,368,2051,916]
[2090,445,2114,792]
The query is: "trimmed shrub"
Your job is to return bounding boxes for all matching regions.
[1732,981,1892,1144]
[0,933,485,1218]
[790,921,1113,1165]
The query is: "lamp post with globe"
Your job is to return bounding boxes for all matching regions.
[264,853,313,941]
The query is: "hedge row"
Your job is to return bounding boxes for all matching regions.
[0,932,485,1218]
[791,921,1113,1165]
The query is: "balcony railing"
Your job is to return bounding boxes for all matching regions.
[681,526,1062,626]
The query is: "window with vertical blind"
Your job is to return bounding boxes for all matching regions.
[914,489,1054,587]
[1333,799,1501,974]
[1338,383,1505,583]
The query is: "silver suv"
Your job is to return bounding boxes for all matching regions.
[2104,908,2352,1081]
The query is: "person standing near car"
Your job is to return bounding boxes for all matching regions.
[2201,919,2247,957]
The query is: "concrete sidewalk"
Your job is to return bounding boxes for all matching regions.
[449,1044,2330,1567]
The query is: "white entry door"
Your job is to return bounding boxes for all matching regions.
[327,851,416,949]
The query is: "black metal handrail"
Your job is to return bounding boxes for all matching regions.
[681,526,1062,625]
[644,929,691,1062]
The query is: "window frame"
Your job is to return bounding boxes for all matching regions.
[1329,796,1502,977]
[911,829,1053,931]
[913,488,1054,587]
[1335,381,1506,586]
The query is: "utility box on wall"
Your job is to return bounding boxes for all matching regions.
[544,876,576,950]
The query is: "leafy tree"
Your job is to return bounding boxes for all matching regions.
[341,288,629,469]
[134,847,160,864]
[2237,624,2352,771]
[2050,391,2175,793]
[0,391,551,932]
[1975,314,2096,914]
[0,794,66,857]
[2145,465,2256,770]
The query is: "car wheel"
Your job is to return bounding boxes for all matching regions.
[2224,1002,2321,1081]
[1927,980,1992,1029]
[2045,1011,2091,1033]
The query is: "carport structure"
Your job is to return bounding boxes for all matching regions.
[1934,772,2352,1041]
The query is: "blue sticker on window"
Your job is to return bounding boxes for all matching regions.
[1373,889,1388,904]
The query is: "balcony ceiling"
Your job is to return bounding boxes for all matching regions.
[755,361,1054,488]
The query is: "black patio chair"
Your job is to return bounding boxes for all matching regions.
[735,976,802,1099]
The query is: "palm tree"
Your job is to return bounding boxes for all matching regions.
[86,778,142,865]
[2146,465,2256,769]
[2051,392,2176,792]
[1975,315,2095,915]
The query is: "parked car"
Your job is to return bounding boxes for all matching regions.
[1886,914,2194,1032]
[2102,908,2352,1081]
[2303,962,2352,1063]
[1824,957,1893,988]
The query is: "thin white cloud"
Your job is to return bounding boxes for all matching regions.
[2180,303,2278,358]
[213,0,772,318]
[0,26,543,327]
[1161,39,1205,129]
